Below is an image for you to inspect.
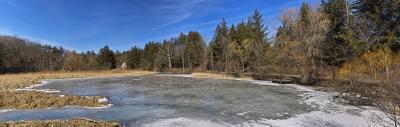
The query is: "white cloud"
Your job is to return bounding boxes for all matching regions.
[0,27,14,35]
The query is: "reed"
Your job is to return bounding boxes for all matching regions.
[0,118,121,127]
[0,70,156,91]
[0,91,108,109]
[0,70,156,109]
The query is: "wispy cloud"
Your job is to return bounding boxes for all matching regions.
[0,27,14,35]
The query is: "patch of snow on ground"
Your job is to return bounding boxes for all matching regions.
[143,117,229,127]
[245,81,395,127]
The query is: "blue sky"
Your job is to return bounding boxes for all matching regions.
[0,0,318,52]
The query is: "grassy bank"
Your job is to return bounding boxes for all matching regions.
[0,70,156,126]
[0,91,109,109]
[0,118,121,127]
[0,70,156,110]
[0,70,156,91]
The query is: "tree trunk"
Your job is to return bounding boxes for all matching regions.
[182,55,185,73]
[225,55,227,73]
[168,54,172,70]
[210,54,214,71]
[332,67,337,82]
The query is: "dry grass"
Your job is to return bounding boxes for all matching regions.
[0,118,121,127]
[192,72,253,80]
[0,70,156,91]
[0,70,156,109]
[0,91,108,109]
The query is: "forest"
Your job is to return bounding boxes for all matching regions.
[1,0,399,91]
[0,0,398,78]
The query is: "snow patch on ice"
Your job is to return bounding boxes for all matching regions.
[84,104,113,109]
[98,97,108,103]
[157,74,194,78]
[143,117,229,127]
[237,112,249,116]
[249,80,281,86]
[15,88,61,93]
[15,80,61,93]
[247,80,395,127]
[132,78,143,81]
[0,109,15,113]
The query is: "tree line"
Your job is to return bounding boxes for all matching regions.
[0,35,64,73]
[0,0,398,79]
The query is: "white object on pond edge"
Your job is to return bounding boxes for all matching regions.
[83,104,113,109]
[0,109,16,113]
[14,80,61,93]
[98,97,108,103]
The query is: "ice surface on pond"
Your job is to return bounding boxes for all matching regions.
[0,75,393,127]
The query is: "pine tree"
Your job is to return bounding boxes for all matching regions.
[0,43,4,67]
[209,18,229,72]
[177,33,188,72]
[127,46,142,69]
[321,0,354,67]
[227,24,243,74]
[248,9,269,73]
[143,42,159,71]
[186,31,205,69]
[353,0,400,52]
[300,2,312,29]
[97,45,116,69]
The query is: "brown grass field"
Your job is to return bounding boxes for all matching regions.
[0,70,156,126]
[0,70,156,91]
[0,70,156,109]
[0,118,121,127]
[0,91,109,109]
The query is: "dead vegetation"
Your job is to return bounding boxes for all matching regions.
[0,91,108,109]
[0,118,121,127]
[0,70,156,91]
[0,70,155,110]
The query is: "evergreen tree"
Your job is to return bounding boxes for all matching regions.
[0,43,4,67]
[248,9,269,73]
[97,45,116,69]
[177,33,188,72]
[321,0,354,67]
[143,42,159,71]
[209,18,229,71]
[353,0,400,52]
[299,2,312,29]
[186,31,205,69]
[127,46,142,69]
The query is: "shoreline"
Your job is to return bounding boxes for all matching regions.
[0,117,121,127]
[161,73,396,127]
[0,70,156,110]
[0,70,157,126]
[1,72,395,127]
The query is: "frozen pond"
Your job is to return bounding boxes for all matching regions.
[0,74,392,127]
